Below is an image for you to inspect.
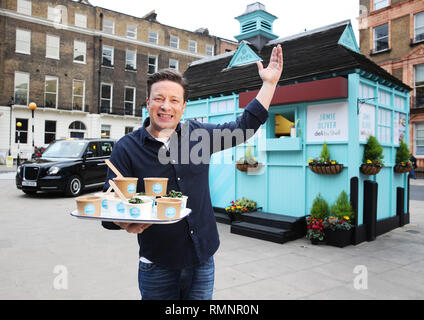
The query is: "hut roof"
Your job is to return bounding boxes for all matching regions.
[184,20,411,101]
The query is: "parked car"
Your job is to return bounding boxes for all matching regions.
[16,138,115,197]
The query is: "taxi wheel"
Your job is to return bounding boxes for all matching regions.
[65,175,83,197]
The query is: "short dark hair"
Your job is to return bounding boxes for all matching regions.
[147,68,189,102]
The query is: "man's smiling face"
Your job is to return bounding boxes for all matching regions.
[146,80,187,138]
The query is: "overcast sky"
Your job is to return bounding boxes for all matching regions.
[89,0,360,42]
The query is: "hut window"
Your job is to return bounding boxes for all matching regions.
[377,108,391,144]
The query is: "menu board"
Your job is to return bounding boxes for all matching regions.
[307,102,348,142]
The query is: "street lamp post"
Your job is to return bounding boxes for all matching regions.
[29,102,37,151]
[16,121,22,166]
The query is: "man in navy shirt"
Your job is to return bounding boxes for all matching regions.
[102,44,283,300]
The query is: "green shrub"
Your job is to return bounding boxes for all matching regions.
[395,140,411,164]
[330,190,354,220]
[320,142,330,162]
[310,193,329,220]
[363,135,384,164]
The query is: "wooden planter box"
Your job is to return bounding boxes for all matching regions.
[309,164,343,175]
[236,163,262,172]
[324,228,353,248]
[394,165,412,174]
[360,164,382,175]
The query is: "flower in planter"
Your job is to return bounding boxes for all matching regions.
[323,216,353,231]
[306,193,329,242]
[394,140,413,172]
[236,146,258,165]
[225,197,257,215]
[308,142,343,174]
[362,136,384,167]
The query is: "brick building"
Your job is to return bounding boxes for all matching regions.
[358,0,424,168]
[0,0,237,162]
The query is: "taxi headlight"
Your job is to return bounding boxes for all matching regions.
[47,166,60,175]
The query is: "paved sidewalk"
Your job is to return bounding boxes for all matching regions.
[0,171,423,299]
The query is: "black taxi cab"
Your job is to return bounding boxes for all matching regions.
[16,138,115,197]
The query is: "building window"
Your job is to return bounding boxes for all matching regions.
[148,31,158,44]
[100,83,113,113]
[102,45,114,67]
[169,58,179,71]
[125,49,136,71]
[72,80,85,111]
[75,13,87,28]
[69,121,86,138]
[373,23,389,53]
[44,120,56,144]
[17,0,31,15]
[148,55,157,74]
[415,12,424,43]
[415,64,424,109]
[206,44,214,56]
[373,0,389,11]
[47,6,64,24]
[16,29,31,55]
[101,125,111,139]
[14,72,29,106]
[73,40,86,63]
[188,40,197,53]
[103,19,114,34]
[45,76,58,108]
[127,25,137,39]
[15,118,28,144]
[124,87,135,116]
[170,35,179,49]
[125,127,134,135]
[415,122,424,156]
[46,34,60,59]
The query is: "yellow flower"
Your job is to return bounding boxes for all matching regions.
[331,161,336,165]
[366,160,372,164]
[237,206,241,209]
[344,216,350,220]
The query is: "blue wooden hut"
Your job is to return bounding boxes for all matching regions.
[160,4,412,244]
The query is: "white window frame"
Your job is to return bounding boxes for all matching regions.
[72,80,85,111]
[102,45,114,67]
[170,35,179,49]
[17,0,31,15]
[16,29,31,55]
[73,40,86,64]
[126,25,137,39]
[373,0,390,11]
[46,34,60,60]
[103,19,115,34]
[148,55,158,74]
[75,13,87,28]
[44,76,58,109]
[206,44,214,56]
[169,58,179,71]
[373,23,389,53]
[47,6,63,23]
[188,40,197,53]
[148,31,158,44]
[101,124,111,139]
[414,12,424,43]
[14,72,30,106]
[415,122,424,156]
[100,83,113,113]
[124,86,136,116]
[125,49,137,71]
[415,64,424,108]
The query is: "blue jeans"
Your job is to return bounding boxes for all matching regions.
[138,256,215,300]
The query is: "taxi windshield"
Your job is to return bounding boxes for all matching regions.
[42,140,87,158]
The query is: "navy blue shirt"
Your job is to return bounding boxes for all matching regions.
[102,98,268,269]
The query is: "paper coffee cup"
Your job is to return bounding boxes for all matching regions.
[113,177,138,198]
[144,178,168,196]
[76,196,101,217]
[156,198,181,220]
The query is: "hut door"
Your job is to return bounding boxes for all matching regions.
[208,114,236,208]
